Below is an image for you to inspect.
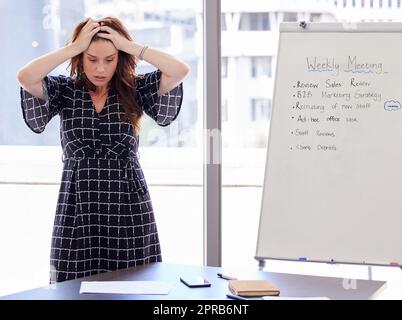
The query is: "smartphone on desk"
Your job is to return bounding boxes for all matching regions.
[180,276,211,288]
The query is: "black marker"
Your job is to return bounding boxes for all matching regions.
[217,273,237,280]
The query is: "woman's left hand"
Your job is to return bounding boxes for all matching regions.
[96,25,132,53]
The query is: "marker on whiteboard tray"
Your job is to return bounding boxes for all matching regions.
[299,21,307,29]
[217,273,237,280]
[298,257,307,261]
[389,262,399,266]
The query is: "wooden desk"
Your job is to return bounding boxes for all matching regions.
[0,262,385,300]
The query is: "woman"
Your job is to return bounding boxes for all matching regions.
[17,16,189,283]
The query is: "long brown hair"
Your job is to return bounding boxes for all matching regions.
[66,16,142,133]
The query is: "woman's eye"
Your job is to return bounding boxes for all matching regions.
[106,59,114,63]
[89,59,96,62]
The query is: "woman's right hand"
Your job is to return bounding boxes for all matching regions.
[70,18,101,54]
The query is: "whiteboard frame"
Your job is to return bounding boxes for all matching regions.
[255,21,402,269]
[280,21,402,33]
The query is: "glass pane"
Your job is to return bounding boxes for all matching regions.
[221,0,275,271]
[221,1,402,293]
[0,0,202,295]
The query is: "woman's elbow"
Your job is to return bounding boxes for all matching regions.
[16,69,29,86]
[180,63,190,78]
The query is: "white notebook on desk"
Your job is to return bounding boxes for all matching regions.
[80,281,174,295]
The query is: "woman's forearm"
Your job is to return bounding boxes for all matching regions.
[126,42,190,79]
[17,44,80,86]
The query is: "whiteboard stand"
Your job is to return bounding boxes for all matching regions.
[368,266,372,281]
[257,259,266,271]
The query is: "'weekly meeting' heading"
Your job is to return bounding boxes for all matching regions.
[306,56,386,76]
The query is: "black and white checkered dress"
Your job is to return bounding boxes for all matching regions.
[20,69,183,283]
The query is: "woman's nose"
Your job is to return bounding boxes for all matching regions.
[96,64,105,72]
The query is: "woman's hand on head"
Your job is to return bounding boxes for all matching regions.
[96,25,132,52]
[71,18,101,54]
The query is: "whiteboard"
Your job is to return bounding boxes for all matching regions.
[256,22,402,266]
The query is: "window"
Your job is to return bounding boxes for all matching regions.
[283,12,298,22]
[251,98,272,121]
[222,4,275,273]
[1,0,203,296]
[239,12,270,31]
[221,1,402,295]
[251,56,272,78]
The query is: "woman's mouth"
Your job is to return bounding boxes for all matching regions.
[94,76,107,81]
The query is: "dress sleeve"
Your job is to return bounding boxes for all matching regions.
[20,75,68,134]
[136,69,183,126]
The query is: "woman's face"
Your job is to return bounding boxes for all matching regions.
[83,40,119,88]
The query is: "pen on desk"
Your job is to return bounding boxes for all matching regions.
[217,273,237,280]
[226,293,248,300]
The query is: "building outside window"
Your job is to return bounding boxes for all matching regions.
[251,56,272,78]
[251,98,271,122]
[239,12,270,30]
[0,0,203,296]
